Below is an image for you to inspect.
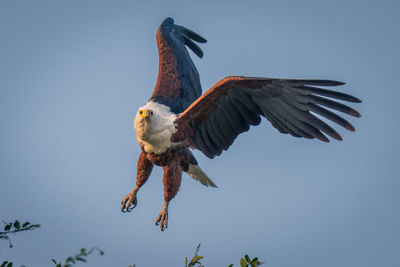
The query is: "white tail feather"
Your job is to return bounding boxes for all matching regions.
[186,164,217,188]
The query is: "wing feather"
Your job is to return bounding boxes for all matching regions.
[254,98,296,135]
[214,110,236,148]
[173,76,361,158]
[307,95,361,117]
[273,97,342,140]
[194,126,212,157]
[294,85,361,103]
[205,118,225,151]
[183,35,204,58]
[229,93,262,126]
[150,18,207,114]
[224,98,250,133]
[256,98,314,138]
[308,103,355,131]
[181,26,207,43]
[268,99,329,141]
[201,121,222,156]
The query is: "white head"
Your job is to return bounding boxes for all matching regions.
[133,101,177,154]
[134,105,153,140]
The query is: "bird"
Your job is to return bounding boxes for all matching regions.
[121,17,361,231]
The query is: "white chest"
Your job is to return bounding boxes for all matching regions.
[134,101,177,154]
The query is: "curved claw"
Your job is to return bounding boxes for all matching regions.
[121,192,137,213]
[155,210,168,231]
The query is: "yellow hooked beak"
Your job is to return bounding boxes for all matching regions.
[139,109,153,119]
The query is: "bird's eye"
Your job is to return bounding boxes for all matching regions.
[139,110,143,114]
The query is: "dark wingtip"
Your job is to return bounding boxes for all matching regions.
[182,26,207,43]
[350,110,361,118]
[304,80,345,86]
[345,123,355,132]
[207,154,216,159]
[341,93,361,103]
[162,17,174,25]
[318,135,329,142]
[321,80,345,86]
[183,35,204,58]
[331,132,343,141]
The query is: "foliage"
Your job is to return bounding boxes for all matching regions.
[0,261,13,267]
[235,254,264,267]
[51,247,104,267]
[1,220,40,267]
[2,219,263,266]
[185,244,264,267]
[1,220,103,267]
[0,220,40,248]
[185,244,204,267]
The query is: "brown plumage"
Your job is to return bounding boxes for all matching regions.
[152,27,181,99]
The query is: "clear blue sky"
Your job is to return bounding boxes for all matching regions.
[1,0,399,266]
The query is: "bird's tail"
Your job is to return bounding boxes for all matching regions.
[186,164,217,188]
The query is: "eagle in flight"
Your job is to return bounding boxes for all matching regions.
[121,18,361,231]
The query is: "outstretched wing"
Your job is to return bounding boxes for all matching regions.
[173,76,361,158]
[150,17,207,114]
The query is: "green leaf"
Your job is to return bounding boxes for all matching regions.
[4,224,11,231]
[66,257,75,264]
[192,255,204,262]
[76,257,87,262]
[1,261,8,267]
[228,264,234,267]
[245,255,251,263]
[80,248,87,255]
[22,222,30,228]
[240,258,247,267]
[13,221,20,230]
[251,257,259,267]
[51,259,58,266]
[6,263,12,267]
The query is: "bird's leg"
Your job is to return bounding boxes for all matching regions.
[155,164,182,231]
[121,186,139,212]
[121,151,153,212]
[155,201,169,231]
